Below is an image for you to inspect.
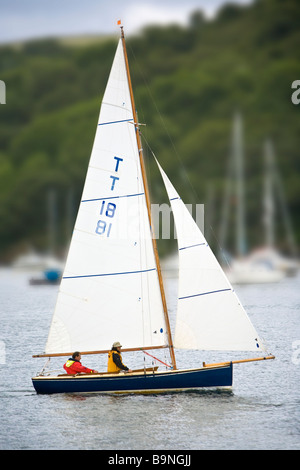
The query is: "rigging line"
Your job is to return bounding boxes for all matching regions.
[123,30,176,370]
[129,46,233,268]
[141,349,172,368]
[127,41,199,202]
[142,129,232,270]
[135,156,147,349]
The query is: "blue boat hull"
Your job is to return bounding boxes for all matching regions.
[32,364,233,394]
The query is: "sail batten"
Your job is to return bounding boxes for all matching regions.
[179,242,206,250]
[81,192,144,203]
[62,268,157,279]
[98,118,133,126]
[179,288,232,300]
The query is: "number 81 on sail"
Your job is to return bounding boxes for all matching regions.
[95,201,117,237]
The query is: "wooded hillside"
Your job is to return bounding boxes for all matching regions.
[0,0,299,261]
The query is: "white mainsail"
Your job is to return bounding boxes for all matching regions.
[157,160,267,352]
[45,40,167,354]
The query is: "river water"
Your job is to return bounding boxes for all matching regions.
[0,267,299,451]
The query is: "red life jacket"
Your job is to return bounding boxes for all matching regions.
[63,359,94,375]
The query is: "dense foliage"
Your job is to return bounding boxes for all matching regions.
[0,0,299,261]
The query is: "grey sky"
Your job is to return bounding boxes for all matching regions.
[0,0,253,44]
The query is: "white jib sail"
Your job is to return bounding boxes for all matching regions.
[156,160,267,352]
[45,40,167,354]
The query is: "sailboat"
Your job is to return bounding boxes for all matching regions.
[32,26,274,395]
[248,139,298,278]
[220,113,284,284]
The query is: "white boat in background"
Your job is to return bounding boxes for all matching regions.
[12,250,48,271]
[12,189,64,282]
[225,254,284,284]
[220,114,286,284]
[247,246,298,279]
[12,250,63,273]
[253,139,298,277]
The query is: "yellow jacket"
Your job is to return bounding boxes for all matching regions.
[107,349,128,373]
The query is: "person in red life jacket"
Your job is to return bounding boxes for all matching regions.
[63,351,99,375]
[107,342,132,373]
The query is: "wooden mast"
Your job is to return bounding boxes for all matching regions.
[120,26,177,370]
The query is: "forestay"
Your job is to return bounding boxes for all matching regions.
[156,160,267,352]
[45,40,167,354]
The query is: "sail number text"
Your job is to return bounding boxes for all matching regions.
[95,155,123,237]
[95,201,116,237]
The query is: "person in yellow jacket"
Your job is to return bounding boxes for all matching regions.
[107,342,132,373]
